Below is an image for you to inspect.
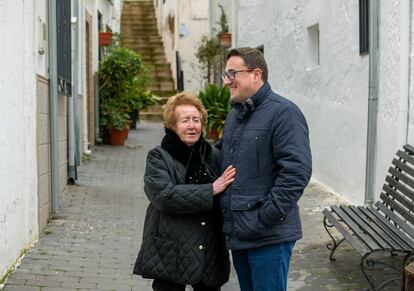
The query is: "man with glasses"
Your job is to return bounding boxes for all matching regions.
[218,47,312,291]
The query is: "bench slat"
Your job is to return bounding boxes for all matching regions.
[396,149,414,167]
[385,175,414,201]
[392,158,414,181]
[349,205,400,250]
[380,191,414,225]
[342,206,390,249]
[323,208,369,256]
[403,144,414,154]
[361,206,411,250]
[387,167,414,197]
[382,184,414,218]
[331,205,380,251]
[376,201,414,243]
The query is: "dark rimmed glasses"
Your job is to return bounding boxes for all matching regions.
[221,69,255,81]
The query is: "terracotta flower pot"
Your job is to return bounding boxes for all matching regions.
[124,126,130,140]
[219,32,232,48]
[207,128,219,141]
[109,128,126,146]
[99,32,112,46]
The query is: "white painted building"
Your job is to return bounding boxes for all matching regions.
[0,0,122,281]
[152,0,414,205]
[154,0,211,93]
[227,0,414,205]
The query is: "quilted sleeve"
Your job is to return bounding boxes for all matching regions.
[143,148,214,214]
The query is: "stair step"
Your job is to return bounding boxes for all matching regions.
[122,12,156,17]
[144,60,167,65]
[121,25,158,30]
[139,112,164,122]
[152,70,174,77]
[121,20,157,25]
[122,40,163,45]
[121,0,175,95]
[148,84,175,92]
[141,55,166,60]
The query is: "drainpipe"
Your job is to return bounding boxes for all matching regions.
[231,0,238,47]
[398,0,410,147]
[364,0,379,206]
[209,0,216,35]
[68,0,79,184]
[48,0,60,213]
[73,0,81,166]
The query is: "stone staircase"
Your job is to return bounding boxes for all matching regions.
[121,0,176,121]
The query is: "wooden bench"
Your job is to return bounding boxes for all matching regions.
[323,144,414,290]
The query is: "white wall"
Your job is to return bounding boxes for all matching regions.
[98,0,116,31]
[0,0,38,278]
[408,2,414,146]
[154,0,210,93]
[112,0,124,32]
[236,0,370,204]
[35,0,48,77]
[155,0,176,65]
[176,0,210,92]
[374,0,406,201]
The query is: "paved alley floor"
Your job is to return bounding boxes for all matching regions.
[1,121,402,291]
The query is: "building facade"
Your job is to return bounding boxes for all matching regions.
[230,0,414,205]
[0,0,122,280]
[153,0,211,93]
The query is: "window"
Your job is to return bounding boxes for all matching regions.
[306,23,320,69]
[359,0,369,54]
[56,0,71,95]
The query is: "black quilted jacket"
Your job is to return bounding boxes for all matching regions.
[133,129,230,287]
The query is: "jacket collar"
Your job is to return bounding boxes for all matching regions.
[161,128,203,166]
[235,81,272,120]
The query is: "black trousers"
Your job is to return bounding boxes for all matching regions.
[152,279,220,291]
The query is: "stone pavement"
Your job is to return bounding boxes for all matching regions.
[1,121,402,291]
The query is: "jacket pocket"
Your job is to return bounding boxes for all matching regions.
[231,194,270,240]
[139,236,177,281]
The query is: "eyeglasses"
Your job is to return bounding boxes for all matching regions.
[221,69,255,81]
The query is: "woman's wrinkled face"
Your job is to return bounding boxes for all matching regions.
[174,104,202,147]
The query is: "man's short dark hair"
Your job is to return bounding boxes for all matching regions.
[226,47,268,82]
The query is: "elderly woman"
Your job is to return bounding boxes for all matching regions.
[133,92,235,291]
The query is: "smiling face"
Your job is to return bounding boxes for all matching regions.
[223,56,264,103]
[174,104,202,147]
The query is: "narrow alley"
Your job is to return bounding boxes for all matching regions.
[1,121,402,291]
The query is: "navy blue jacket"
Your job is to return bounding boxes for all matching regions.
[219,82,312,250]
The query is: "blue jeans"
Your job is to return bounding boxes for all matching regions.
[231,241,296,291]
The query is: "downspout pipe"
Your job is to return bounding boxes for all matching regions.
[398,0,410,147]
[231,0,238,48]
[209,0,216,35]
[48,0,60,213]
[364,0,379,206]
[73,0,81,167]
[68,0,79,184]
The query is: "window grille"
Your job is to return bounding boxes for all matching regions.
[57,0,72,95]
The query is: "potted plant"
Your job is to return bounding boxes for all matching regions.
[198,83,231,141]
[99,31,113,46]
[99,47,143,145]
[217,4,231,48]
[99,98,130,145]
[126,65,158,129]
[195,35,221,83]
